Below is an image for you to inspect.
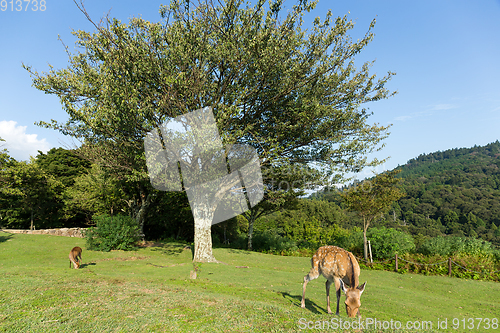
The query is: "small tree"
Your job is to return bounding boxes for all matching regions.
[342,169,405,260]
[64,164,127,220]
[0,159,63,229]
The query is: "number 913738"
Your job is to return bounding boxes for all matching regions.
[1,0,46,11]
[451,318,499,330]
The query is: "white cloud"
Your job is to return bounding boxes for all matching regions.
[0,120,51,161]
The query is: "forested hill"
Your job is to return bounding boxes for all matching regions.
[399,140,500,184]
[394,140,500,245]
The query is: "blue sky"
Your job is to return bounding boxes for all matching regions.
[1,0,499,179]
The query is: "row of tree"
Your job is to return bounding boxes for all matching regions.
[1,142,404,262]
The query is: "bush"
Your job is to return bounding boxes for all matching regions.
[368,227,415,259]
[335,227,415,259]
[84,214,140,251]
[251,229,298,253]
[418,236,493,256]
[335,227,364,256]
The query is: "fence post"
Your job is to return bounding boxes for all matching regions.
[448,258,452,277]
[395,253,398,272]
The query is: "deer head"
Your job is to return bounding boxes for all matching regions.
[339,278,366,317]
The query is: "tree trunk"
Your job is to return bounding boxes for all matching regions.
[189,189,219,263]
[363,228,368,260]
[246,209,258,251]
[30,207,34,231]
[135,187,152,242]
[363,217,369,261]
[193,223,217,262]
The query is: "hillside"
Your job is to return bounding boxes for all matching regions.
[394,141,500,245]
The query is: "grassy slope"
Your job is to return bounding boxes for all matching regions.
[0,231,499,332]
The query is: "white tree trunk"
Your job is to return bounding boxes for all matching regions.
[189,189,219,263]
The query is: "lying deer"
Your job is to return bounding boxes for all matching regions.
[301,246,366,317]
[69,246,83,269]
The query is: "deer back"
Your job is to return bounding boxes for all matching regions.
[315,246,360,288]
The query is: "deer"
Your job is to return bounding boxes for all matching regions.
[69,246,83,269]
[301,245,366,317]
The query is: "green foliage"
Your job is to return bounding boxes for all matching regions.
[84,214,140,251]
[397,140,500,246]
[251,229,298,254]
[418,235,494,257]
[336,227,415,259]
[342,170,405,227]
[390,253,500,281]
[24,0,396,261]
[64,164,127,219]
[0,159,63,229]
[335,226,364,255]
[367,227,415,259]
[251,199,348,252]
[342,169,405,259]
[35,148,91,187]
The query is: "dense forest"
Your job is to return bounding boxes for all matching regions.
[395,140,500,243]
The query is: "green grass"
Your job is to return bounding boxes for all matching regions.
[0,231,499,332]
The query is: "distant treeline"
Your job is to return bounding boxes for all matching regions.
[2,142,500,255]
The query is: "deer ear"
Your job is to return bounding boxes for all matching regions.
[358,282,367,294]
[339,278,347,294]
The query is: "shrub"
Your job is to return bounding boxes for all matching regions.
[335,227,414,259]
[251,229,298,253]
[335,227,364,256]
[84,214,140,251]
[418,236,493,256]
[368,227,415,259]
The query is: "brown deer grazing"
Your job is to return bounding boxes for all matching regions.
[301,246,366,317]
[69,246,83,269]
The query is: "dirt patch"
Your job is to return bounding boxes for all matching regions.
[94,256,150,262]
[139,241,191,251]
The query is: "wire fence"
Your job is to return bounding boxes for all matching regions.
[353,254,500,279]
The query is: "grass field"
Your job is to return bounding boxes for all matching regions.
[1,231,499,332]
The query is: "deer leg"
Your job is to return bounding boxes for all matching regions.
[301,269,319,309]
[326,279,333,314]
[301,275,311,308]
[334,277,341,315]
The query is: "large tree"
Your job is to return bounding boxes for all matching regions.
[24,0,395,262]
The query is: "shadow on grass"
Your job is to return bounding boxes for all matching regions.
[278,291,327,315]
[79,262,96,269]
[225,248,252,255]
[0,233,13,243]
[150,243,191,257]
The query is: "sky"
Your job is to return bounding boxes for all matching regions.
[1,0,499,180]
